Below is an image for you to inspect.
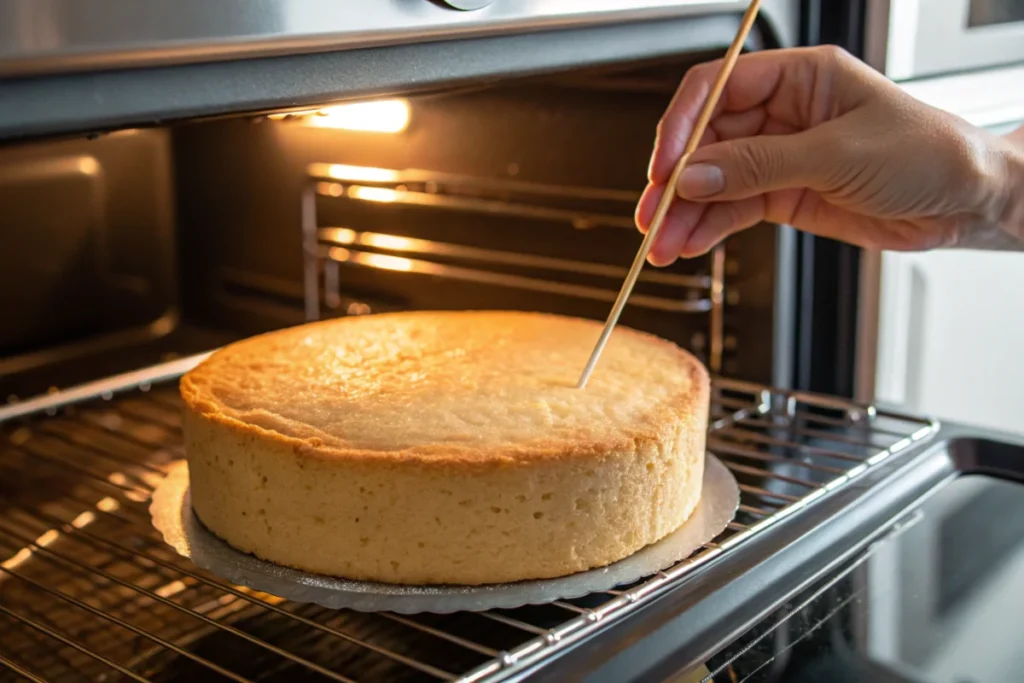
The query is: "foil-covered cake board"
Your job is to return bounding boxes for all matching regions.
[151,456,739,614]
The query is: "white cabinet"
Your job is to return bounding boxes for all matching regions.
[876,250,1024,434]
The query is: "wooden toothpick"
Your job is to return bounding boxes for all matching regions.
[576,0,762,389]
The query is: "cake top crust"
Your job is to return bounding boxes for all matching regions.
[180,311,708,463]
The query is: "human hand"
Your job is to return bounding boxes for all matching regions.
[637,46,1024,264]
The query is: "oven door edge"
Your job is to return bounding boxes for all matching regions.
[512,431,963,682]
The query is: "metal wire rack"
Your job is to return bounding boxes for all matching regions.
[0,359,936,683]
[300,163,727,373]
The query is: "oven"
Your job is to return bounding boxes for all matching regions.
[1,2,1019,682]
[865,0,1024,81]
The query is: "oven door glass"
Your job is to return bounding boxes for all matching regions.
[887,0,1024,80]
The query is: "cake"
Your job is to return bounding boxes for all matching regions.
[180,310,709,585]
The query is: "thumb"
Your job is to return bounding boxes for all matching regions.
[676,131,824,201]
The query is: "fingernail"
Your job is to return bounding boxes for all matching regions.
[678,164,724,198]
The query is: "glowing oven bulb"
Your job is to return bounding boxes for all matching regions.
[307,99,410,133]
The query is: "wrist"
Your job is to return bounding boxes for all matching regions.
[996,137,1024,242]
[956,131,1024,251]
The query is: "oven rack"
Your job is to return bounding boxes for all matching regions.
[0,358,936,683]
[301,163,726,372]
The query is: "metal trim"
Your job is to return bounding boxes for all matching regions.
[0,0,791,78]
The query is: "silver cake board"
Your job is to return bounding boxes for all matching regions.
[151,456,739,614]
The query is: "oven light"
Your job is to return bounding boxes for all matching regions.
[324,164,400,183]
[306,99,411,133]
[348,186,401,203]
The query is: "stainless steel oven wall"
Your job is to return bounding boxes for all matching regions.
[0,130,178,399]
[171,59,781,383]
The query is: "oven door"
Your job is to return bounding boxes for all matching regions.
[875,0,1024,80]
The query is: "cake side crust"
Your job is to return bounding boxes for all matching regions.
[181,311,711,585]
[184,390,706,585]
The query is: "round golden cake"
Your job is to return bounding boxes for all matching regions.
[180,310,709,585]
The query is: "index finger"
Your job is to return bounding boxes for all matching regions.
[649,49,813,184]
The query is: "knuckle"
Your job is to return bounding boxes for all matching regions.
[731,140,782,190]
[814,44,852,66]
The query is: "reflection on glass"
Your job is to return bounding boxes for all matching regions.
[866,476,1024,682]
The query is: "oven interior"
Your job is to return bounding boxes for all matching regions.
[0,45,939,683]
[0,51,784,402]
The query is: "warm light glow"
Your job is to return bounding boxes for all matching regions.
[322,227,357,245]
[140,472,164,489]
[361,233,414,251]
[268,109,319,120]
[348,186,401,203]
[328,246,413,273]
[329,247,353,263]
[0,495,109,578]
[324,164,399,183]
[156,580,188,598]
[2,548,32,571]
[36,529,60,547]
[317,181,345,197]
[71,511,96,528]
[361,253,414,272]
[306,99,410,133]
[77,157,100,175]
[1,527,60,572]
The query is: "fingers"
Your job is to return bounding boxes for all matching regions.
[650,46,860,185]
[680,197,767,257]
[636,182,765,265]
[650,48,820,184]
[636,183,708,266]
[676,130,824,202]
[709,107,768,141]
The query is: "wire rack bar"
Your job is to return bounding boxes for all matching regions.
[0,602,153,683]
[0,560,251,683]
[0,653,49,683]
[0,359,937,683]
[0,518,326,680]
[10,500,467,678]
